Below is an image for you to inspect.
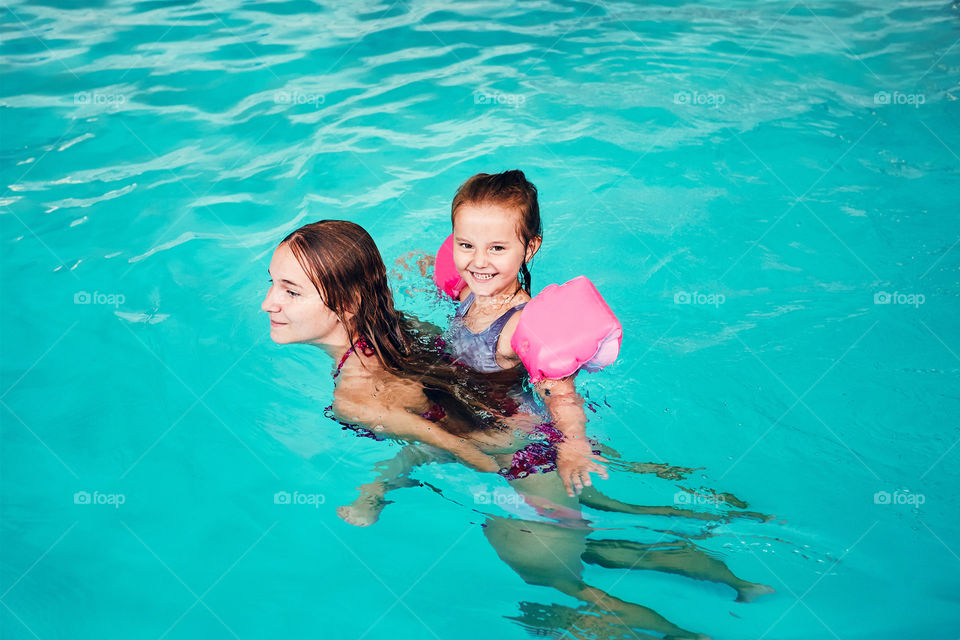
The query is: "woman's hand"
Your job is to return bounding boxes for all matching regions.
[392,250,434,278]
[556,437,609,497]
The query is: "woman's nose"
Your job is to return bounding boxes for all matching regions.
[261,288,279,312]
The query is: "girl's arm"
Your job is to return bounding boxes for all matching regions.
[533,375,609,497]
[497,316,608,495]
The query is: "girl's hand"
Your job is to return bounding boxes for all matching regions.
[556,438,609,496]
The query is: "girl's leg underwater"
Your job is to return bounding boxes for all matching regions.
[578,485,772,523]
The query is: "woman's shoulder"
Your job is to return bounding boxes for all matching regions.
[333,354,378,398]
[336,356,429,414]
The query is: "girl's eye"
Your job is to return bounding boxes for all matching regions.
[458,243,472,249]
[492,246,505,252]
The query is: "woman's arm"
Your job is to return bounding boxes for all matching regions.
[333,396,500,473]
[533,375,609,497]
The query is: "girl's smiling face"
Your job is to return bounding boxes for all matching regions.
[452,202,540,297]
[261,243,346,345]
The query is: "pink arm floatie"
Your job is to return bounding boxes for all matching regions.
[433,234,466,299]
[511,276,622,382]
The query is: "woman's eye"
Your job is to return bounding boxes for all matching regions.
[286,290,300,297]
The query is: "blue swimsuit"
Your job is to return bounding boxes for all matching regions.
[445,292,527,373]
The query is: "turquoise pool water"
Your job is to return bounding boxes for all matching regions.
[2,1,959,638]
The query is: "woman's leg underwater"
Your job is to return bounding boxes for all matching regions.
[581,538,775,603]
[482,472,709,639]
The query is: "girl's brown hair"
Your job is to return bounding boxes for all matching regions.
[451,170,542,294]
[281,220,510,431]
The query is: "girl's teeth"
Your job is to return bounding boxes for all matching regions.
[473,273,494,280]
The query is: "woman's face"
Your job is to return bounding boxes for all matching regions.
[261,243,345,346]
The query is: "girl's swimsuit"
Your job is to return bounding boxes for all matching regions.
[445,292,527,373]
[444,294,590,479]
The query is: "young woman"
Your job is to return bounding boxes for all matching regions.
[261,219,503,472]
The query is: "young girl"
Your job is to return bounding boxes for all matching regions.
[441,170,610,497]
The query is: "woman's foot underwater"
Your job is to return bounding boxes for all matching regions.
[337,491,388,527]
[735,582,777,603]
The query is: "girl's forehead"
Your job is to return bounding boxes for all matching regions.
[454,203,522,235]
